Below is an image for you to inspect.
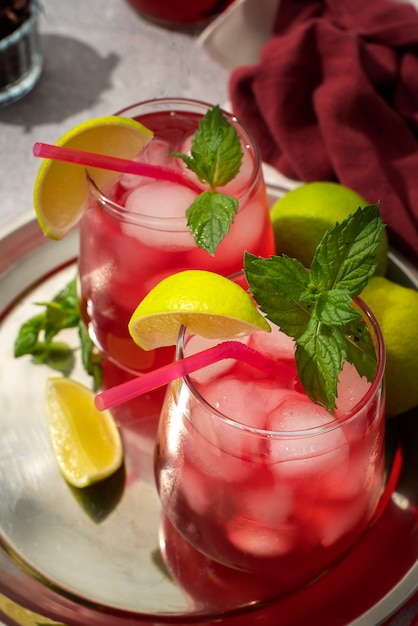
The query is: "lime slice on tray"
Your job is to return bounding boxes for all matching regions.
[128,269,271,350]
[34,116,153,240]
[44,377,123,488]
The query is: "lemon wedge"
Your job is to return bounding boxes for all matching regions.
[128,269,271,350]
[34,116,153,239]
[44,377,123,487]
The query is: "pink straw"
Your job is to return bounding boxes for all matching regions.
[32,142,201,193]
[95,341,277,412]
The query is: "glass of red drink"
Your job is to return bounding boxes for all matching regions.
[155,292,386,589]
[78,98,274,376]
[125,0,235,31]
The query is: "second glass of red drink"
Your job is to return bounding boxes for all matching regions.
[155,288,386,590]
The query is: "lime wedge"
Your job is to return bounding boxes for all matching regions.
[128,270,271,350]
[44,377,123,488]
[34,116,153,239]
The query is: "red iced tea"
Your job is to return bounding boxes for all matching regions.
[155,304,386,587]
[125,0,235,29]
[79,99,274,375]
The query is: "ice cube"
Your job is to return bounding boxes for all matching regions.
[249,325,296,361]
[176,134,206,192]
[184,406,253,484]
[237,482,293,528]
[185,378,264,483]
[314,495,367,548]
[335,361,372,416]
[267,391,335,433]
[181,464,211,517]
[199,376,269,431]
[227,515,296,558]
[118,138,181,191]
[199,196,266,273]
[140,136,181,168]
[189,376,291,485]
[248,328,298,391]
[192,369,305,455]
[267,392,349,477]
[187,335,250,385]
[221,145,256,197]
[124,180,197,218]
[122,181,198,249]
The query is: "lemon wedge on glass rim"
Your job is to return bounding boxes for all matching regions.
[128,269,271,351]
[34,116,153,240]
[44,377,123,488]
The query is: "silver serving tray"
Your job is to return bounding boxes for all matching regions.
[0,209,417,626]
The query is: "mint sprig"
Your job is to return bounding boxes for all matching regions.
[14,276,102,389]
[173,105,243,255]
[244,204,385,412]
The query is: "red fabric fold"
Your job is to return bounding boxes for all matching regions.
[229,0,418,265]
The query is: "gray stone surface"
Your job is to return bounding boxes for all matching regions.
[0,0,229,231]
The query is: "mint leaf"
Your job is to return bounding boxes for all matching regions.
[244,253,312,339]
[310,203,384,294]
[31,342,75,376]
[173,105,243,255]
[173,105,243,188]
[244,205,385,412]
[345,317,378,381]
[186,191,238,255]
[14,313,46,357]
[38,301,80,343]
[52,275,79,309]
[297,315,347,411]
[316,290,362,326]
[14,276,102,386]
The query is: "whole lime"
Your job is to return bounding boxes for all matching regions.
[360,276,418,417]
[271,182,388,275]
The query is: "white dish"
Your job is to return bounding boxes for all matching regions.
[198,0,279,71]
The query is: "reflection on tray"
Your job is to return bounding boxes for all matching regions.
[66,463,126,524]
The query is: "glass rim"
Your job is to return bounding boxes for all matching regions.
[90,97,262,228]
[0,0,40,51]
[178,296,386,438]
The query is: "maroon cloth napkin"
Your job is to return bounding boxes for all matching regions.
[229,0,418,266]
